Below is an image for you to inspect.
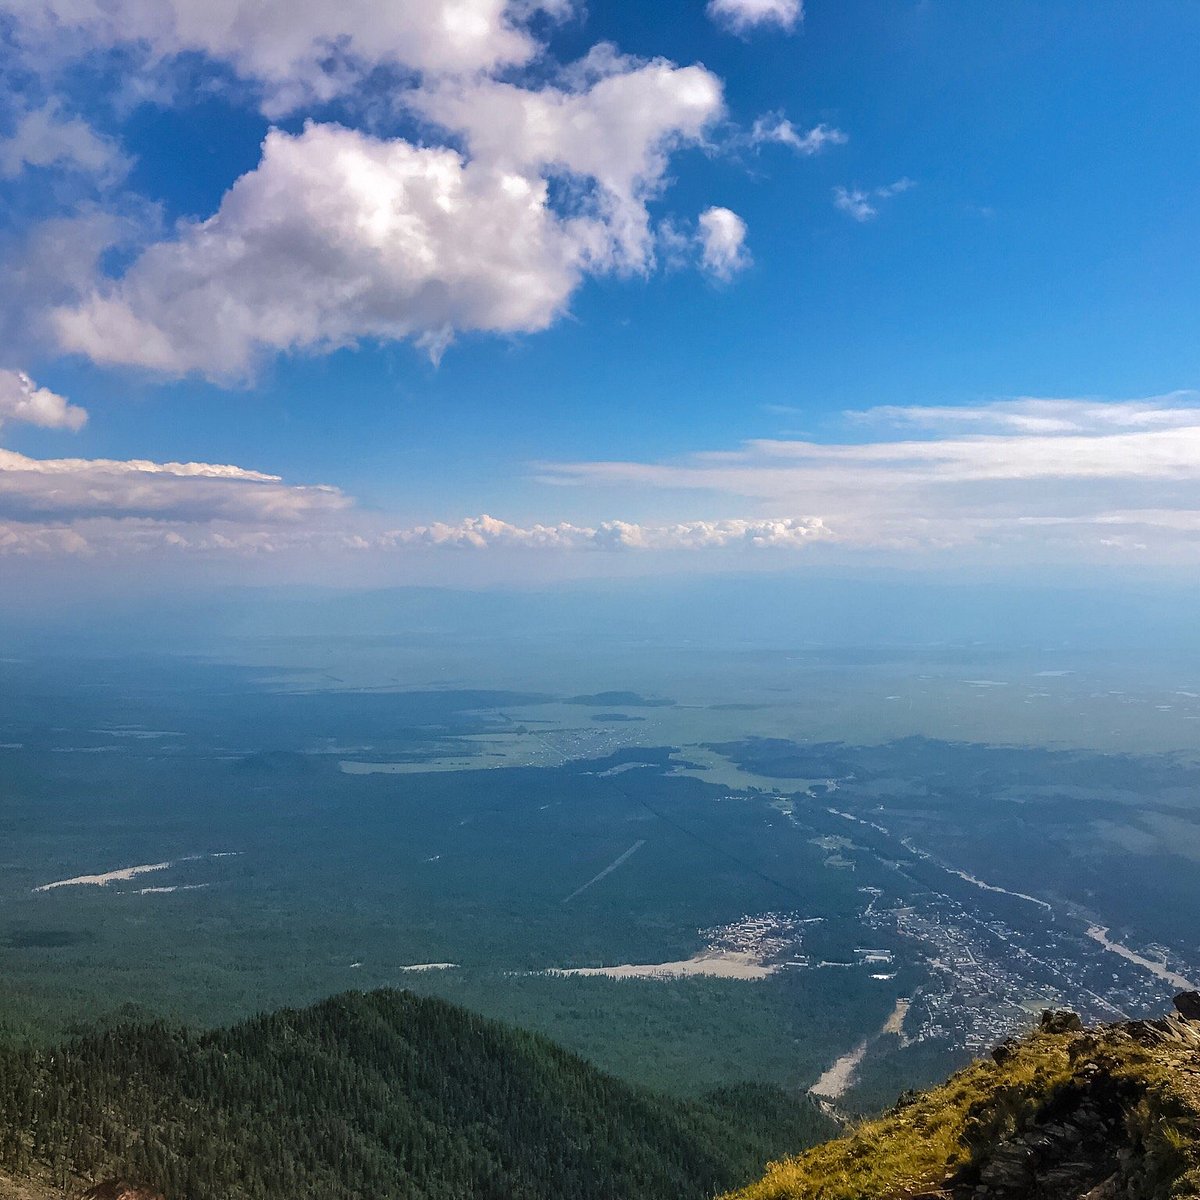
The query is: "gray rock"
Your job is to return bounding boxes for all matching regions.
[1040,1009,1084,1033]
[1080,1174,1121,1200]
[1172,990,1200,1021]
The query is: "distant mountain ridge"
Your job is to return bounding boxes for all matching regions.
[0,988,831,1200]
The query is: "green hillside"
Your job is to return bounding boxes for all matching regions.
[722,1000,1200,1200]
[0,988,832,1200]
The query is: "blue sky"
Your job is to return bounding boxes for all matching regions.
[2,0,1200,586]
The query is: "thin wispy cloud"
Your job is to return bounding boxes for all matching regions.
[0,370,88,432]
[0,100,129,182]
[861,394,1200,435]
[535,396,1200,561]
[0,448,348,525]
[833,178,915,221]
[11,395,1200,564]
[0,440,832,560]
[750,115,847,155]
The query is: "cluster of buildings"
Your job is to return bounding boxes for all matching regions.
[860,884,1188,1052]
[701,910,823,966]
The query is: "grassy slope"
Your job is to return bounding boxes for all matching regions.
[0,1171,53,1200]
[723,1011,1200,1200]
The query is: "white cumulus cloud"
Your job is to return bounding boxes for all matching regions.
[0,100,129,182]
[52,124,586,375]
[707,0,802,34]
[412,52,724,272]
[52,55,725,378]
[382,513,829,551]
[0,510,833,559]
[0,369,87,431]
[697,207,751,280]
[0,0,571,114]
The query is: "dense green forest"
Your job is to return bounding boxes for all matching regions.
[0,988,833,1200]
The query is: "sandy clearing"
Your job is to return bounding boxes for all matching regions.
[549,950,777,981]
[810,996,911,1100]
[1085,926,1198,990]
[34,862,172,892]
[883,997,911,1041]
[809,1041,870,1100]
[596,762,656,777]
[33,852,239,894]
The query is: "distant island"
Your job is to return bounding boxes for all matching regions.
[565,691,675,707]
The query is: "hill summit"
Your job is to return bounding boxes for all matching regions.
[0,988,829,1200]
[724,994,1200,1200]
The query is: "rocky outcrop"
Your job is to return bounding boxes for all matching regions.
[724,996,1200,1200]
[1173,991,1200,1022]
[941,1004,1200,1199]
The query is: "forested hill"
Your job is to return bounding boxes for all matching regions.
[0,988,833,1200]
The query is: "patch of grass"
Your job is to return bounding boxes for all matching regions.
[722,1018,1200,1200]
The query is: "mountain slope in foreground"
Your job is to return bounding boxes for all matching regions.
[0,988,831,1200]
[724,997,1200,1200]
